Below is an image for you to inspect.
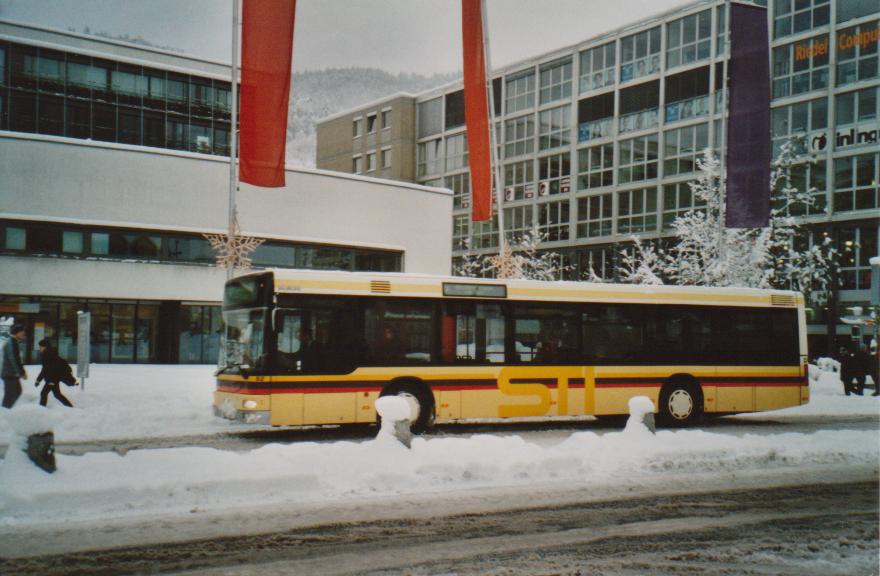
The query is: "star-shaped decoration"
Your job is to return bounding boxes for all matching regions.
[203,212,265,270]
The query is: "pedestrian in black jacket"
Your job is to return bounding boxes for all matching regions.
[35,339,76,408]
[2,324,27,408]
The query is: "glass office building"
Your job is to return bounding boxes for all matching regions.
[317,0,879,356]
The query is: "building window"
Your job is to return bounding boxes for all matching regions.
[453,215,469,251]
[663,123,709,177]
[353,117,362,137]
[579,42,616,93]
[417,97,443,138]
[381,147,392,169]
[774,0,830,39]
[620,26,661,83]
[505,71,535,114]
[837,0,880,24]
[352,155,363,174]
[472,217,499,249]
[503,205,534,243]
[772,35,830,99]
[666,9,712,70]
[504,115,535,157]
[618,133,659,184]
[577,143,614,190]
[664,66,710,124]
[663,181,706,229]
[366,152,376,172]
[367,113,377,133]
[618,80,659,133]
[537,200,570,242]
[538,105,571,150]
[577,194,613,238]
[837,225,878,290]
[447,173,471,210]
[833,152,879,213]
[836,21,879,87]
[445,133,469,171]
[538,153,571,196]
[579,245,616,280]
[417,138,442,177]
[771,97,828,156]
[539,58,572,105]
[716,4,728,56]
[5,226,26,250]
[503,160,535,202]
[617,187,658,235]
[62,230,84,254]
[835,86,878,133]
[777,160,827,216]
[382,108,391,129]
[577,92,614,142]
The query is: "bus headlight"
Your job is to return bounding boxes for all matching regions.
[243,400,258,409]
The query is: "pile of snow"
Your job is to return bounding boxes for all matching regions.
[623,396,655,435]
[0,419,876,529]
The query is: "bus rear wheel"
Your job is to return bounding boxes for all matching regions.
[658,380,703,427]
[379,380,435,434]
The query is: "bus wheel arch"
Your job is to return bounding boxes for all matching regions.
[379,378,436,434]
[658,375,704,427]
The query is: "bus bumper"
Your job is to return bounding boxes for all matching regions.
[213,399,272,425]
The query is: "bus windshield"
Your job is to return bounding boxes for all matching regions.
[219,308,266,373]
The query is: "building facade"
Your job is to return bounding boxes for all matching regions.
[316,93,418,181]
[0,20,452,365]
[316,0,879,356]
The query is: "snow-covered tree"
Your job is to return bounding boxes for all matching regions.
[617,140,836,298]
[455,226,568,280]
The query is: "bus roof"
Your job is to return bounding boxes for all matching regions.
[243,269,803,308]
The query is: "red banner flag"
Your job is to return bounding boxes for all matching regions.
[461,0,492,222]
[240,0,296,187]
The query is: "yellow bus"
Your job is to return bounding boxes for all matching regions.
[214,269,808,431]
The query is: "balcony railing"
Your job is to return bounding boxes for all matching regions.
[578,118,614,142]
[618,108,659,133]
[664,94,710,123]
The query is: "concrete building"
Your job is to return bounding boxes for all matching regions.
[316,93,418,181]
[0,20,452,364]
[316,0,880,356]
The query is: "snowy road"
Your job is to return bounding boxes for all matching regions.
[3,480,876,576]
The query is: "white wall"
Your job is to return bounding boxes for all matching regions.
[0,134,453,301]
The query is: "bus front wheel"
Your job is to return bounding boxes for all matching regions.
[658,379,703,427]
[379,380,435,434]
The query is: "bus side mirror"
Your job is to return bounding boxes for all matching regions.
[272,309,283,332]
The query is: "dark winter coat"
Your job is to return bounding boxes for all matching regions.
[36,346,76,386]
[1,336,25,379]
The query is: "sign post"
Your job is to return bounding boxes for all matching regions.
[76,311,90,390]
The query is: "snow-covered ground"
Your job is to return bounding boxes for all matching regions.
[0,362,877,554]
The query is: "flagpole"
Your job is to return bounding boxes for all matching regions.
[227,0,240,280]
[479,0,506,251]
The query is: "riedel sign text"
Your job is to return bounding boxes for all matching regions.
[794,26,879,61]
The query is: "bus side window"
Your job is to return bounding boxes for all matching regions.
[442,302,505,364]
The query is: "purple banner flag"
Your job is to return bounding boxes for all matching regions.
[726,2,770,228]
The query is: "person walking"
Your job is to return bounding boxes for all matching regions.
[2,324,28,408]
[838,344,860,396]
[850,342,871,397]
[34,339,76,408]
